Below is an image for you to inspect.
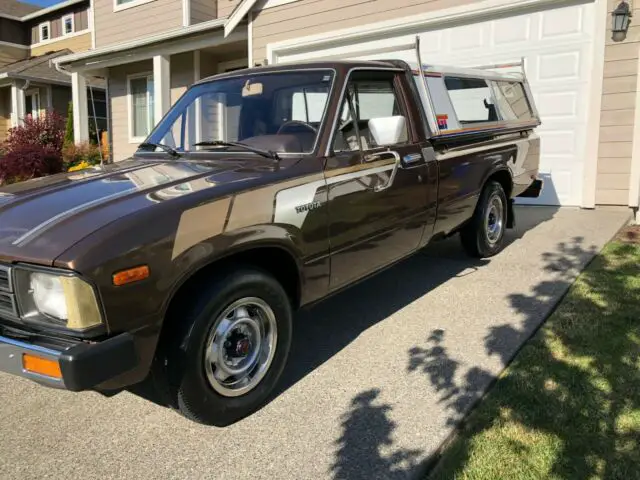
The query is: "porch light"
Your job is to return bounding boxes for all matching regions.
[612,1,632,38]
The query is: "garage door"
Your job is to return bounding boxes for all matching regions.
[275,2,597,206]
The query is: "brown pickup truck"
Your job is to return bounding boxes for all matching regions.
[0,55,542,426]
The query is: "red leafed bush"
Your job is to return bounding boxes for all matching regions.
[3,111,66,155]
[0,144,64,185]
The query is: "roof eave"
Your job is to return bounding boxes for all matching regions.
[224,0,257,37]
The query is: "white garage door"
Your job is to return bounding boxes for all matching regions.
[275,2,597,206]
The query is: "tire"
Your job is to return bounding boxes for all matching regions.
[460,180,508,258]
[155,266,293,426]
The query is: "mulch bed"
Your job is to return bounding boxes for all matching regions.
[614,223,640,244]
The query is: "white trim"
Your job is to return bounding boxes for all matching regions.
[127,71,154,144]
[153,55,170,126]
[10,83,25,127]
[248,9,253,67]
[267,0,578,63]
[62,13,75,36]
[31,29,90,48]
[39,21,51,43]
[182,0,190,27]
[113,0,157,13]
[224,0,254,37]
[46,85,53,110]
[0,40,29,50]
[263,0,301,8]
[629,44,640,208]
[72,72,89,143]
[52,18,229,67]
[217,58,249,73]
[582,0,607,209]
[89,0,96,49]
[20,0,85,21]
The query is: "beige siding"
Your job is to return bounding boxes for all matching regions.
[0,44,27,68]
[251,0,483,61]
[95,0,182,48]
[109,60,154,161]
[51,86,72,118]
[0,88,11,144]
[219,0,242,18]
[596,1,640,205]
[171,52,195,103]
[191,0,217,23]
[30,32,92,56]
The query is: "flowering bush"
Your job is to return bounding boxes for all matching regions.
[3,111,66,155]
[62,141,102,171]
[0,144,63,185]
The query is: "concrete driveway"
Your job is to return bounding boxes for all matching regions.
[0,206,631,480]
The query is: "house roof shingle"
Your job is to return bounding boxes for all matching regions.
[0,0,42,18]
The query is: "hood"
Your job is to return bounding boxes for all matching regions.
[0,157,265,265]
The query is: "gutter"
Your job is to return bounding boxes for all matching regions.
[52,17,227,68]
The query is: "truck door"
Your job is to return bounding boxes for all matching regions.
[324,69,434,290]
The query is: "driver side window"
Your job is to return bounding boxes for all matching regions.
[332,71,409,153]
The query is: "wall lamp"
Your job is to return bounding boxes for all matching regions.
[612,1,632,41]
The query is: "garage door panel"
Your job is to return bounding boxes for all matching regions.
[278,1,597,206]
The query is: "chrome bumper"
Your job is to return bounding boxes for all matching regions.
[0,335,65,388]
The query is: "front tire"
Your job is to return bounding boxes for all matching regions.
[460,180,508,258]
[157,267,293,426]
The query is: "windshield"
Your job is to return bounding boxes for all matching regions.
[142,69,335,155]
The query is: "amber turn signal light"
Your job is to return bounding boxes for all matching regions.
[112,265,150,286]
[22,354,62,379]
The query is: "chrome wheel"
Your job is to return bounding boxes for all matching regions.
[203,297,278,397]
[485,194,504,245]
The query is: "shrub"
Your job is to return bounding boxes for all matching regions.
[4,111,66,155]
[0,144,63,185]
[64,102,74,147]
[62,141,102,171]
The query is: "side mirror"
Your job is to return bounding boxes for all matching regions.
[368,116,407,146]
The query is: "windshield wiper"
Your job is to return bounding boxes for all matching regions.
[138,142,181,158]
[193,140,280,161]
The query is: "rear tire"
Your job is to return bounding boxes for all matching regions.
[460,180,508,258]
[155,267,293,426]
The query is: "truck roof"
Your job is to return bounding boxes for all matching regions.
[197,58,525,85]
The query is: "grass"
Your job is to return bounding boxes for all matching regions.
[428,237,640,480]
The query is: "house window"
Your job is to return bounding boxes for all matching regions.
[114,0,156,11]
[62,14,74,36]
[129,74,155,140]
[39,22,50,42]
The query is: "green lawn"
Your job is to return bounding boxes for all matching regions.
[428,239,640,480]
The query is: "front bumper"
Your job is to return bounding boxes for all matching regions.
[0,331,138,391]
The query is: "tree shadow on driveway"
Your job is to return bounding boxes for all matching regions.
[330,231,639,480]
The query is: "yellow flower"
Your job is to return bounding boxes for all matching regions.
[68,160,91,172]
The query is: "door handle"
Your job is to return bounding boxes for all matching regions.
[363,151,401,192]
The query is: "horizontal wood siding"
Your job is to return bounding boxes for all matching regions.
[109,60,153,161]
[95,0,182,48]
[251,0,483,61]
[171,52,194,103]
[191,0,218,23]
[596,0,640,205]
[30,32,92,56]
[0,44,27,68]
[51,86,72,118]
[219,0,242,18]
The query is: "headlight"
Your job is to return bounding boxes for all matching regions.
[14,269,103,331]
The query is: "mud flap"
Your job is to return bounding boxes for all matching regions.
[507,198,516,229]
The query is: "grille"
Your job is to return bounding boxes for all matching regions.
[0,292,16,317]
[0,266,10,292]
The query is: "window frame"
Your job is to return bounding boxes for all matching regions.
[127,72,155,144]
[441,75,501,127]
[113,0,157,13]
[327,67,412,156]
[61,14,74,36]
[38,21,51,43]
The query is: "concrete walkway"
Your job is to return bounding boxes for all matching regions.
[0,206,631,480]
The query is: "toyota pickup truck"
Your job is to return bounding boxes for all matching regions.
[0,52,542,426]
